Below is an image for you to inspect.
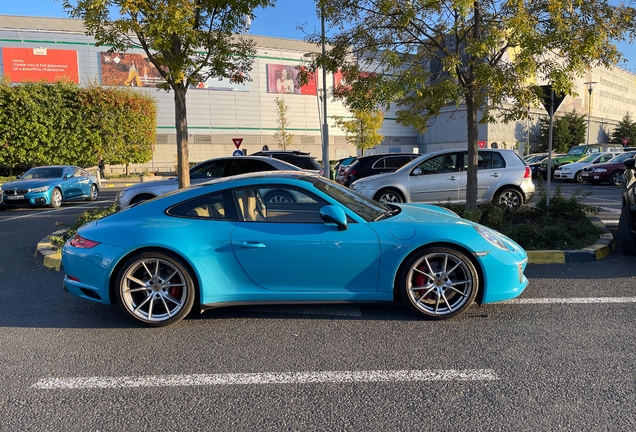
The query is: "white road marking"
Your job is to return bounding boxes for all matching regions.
[32,369,499,389]
[0,201,109,223]
[503,297,636,304]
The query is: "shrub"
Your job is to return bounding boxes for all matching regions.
[49,203,118,250]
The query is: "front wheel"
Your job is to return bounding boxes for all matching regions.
[49,188,62,208]
[399,246,478,320]
[575,171,585,183]
[495,188,523,209]
[610,170,624,186]
[374,188,404,204]
[619,206,636,255]
[115,251,196,326]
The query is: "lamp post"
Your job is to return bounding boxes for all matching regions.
[320,3,329,178]
[584,81,598,145]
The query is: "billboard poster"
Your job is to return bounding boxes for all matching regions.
[190,69,250,92]
[99,52,165,87]
[266,64,317,95]
[1,47,79,83]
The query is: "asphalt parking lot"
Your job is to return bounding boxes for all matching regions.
[0,178,635,430]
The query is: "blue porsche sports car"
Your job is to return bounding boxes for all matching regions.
[0,165,99,208]
[62,171,528,326]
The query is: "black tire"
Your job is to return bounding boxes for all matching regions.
[575,171,585,183]
[86,184,98,201]
[374,188,404,204]
[399,246,478,320]
[129,193,156,205]
[610,170,624,186]
[116,251,196,327]
[619,206,636,255]
[263,189,296,203]
[495,188,523,209]
[49,188,62,208]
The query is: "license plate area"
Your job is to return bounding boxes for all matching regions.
[7,195,24,200]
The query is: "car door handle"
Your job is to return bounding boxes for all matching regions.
[448,176,458,181]
[235,241,266,249]
[491,173,500,177]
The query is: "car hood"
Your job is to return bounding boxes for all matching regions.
[1,178,58,189]
[393,203,463,224]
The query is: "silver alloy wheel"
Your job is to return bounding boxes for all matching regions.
[50,188,62,208]
[611,170,623,186]
[377,190,403,203]
[89,184,98,201]
[120,257,189,324]
[575,171,584,183]
[404,250,475,317]
[497,189,521,208]
[268,195,291,203]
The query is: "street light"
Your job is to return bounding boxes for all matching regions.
[584,81,598,145]
[320,3,329,178]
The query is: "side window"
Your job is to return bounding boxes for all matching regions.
[168,191,236,220]
[384,156,410,169]
[476,152,492,170]
[230,159,275,175]
[236,186,328,223]
[414,153,458,175]
[190,160,227,179]
[78,169,90,177]
[491,152,505,169]
[600,154,614,163]
[63,168,74,178]
[371,158,385,169]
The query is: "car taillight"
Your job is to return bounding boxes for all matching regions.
[69,234,100,249]
[524,166,531,178]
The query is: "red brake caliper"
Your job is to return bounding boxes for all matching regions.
[169,276,182,299]
[414,265,429,299]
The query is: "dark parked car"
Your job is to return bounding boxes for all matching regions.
[619,157,636,254]
[334,156,356,184]
[251,150,323,174]
[580,151,636,186]
[342,153,419,187]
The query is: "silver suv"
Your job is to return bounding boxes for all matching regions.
[350,148,535,208]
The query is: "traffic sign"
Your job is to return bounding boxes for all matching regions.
[478,141,486,148]
[540,85,566,114]
[233,149,244,156]
[623,137,630,146]
[232,138,243,149]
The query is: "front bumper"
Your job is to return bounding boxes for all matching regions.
[0,192,51,207]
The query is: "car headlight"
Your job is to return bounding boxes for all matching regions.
[560,167,570,171]
[594,168,607,173]
[474,226,509,251]
[351,180,367,191]
[29,186,50,193]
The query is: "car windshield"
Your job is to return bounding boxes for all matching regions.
[310,177,391,222]
[21,167,63,179]
[609,152,636,163]
[567,146,587,156]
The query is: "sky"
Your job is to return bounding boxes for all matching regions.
[2,0,636,72]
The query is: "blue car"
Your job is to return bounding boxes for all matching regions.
[0,165,99,209]
[62,171,528,326]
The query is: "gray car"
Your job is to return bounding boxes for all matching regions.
[350,148,535,208]
[115,156,302,208]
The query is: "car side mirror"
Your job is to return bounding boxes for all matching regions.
[320,205,348,231]
[624,158,636,170]
[412,168,422,176]
[64,174,69,180]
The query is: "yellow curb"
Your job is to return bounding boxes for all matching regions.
[527,251,566,264]
[43,252,62,271]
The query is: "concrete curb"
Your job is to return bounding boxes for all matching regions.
[526,216,617,264]
[36,216,618,271]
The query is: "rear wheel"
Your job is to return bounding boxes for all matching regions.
[610,170,624,186]
[399,246,478,320]
[116,251,196,326]
[374,188,404,204]
[49,188,62,208]
[619,206,636,255]
[495,188,523,209]
[86,184,98,201]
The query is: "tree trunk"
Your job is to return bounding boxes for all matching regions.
[174,83,190,189]
[465,89,479,211]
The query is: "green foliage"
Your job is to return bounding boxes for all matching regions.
[273,97,293,150]
[333,109,384,155]
[442,184,600,250]
[0,78,156,170]
[306,0,634,210]
[48,203,118,250]
[537,110,587,153]
[64,0,275,188]
[610,114,636,146]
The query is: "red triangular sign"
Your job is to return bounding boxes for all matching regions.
[478,141,486,148]
[232,138,243,149]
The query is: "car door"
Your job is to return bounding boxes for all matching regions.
[75,168,92,197]
[61,167,80,199]
[407,152,462,203]
[230,185,381,292]
[458,151,506,203]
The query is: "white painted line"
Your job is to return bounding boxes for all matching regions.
[32,369,498,389]
[0,201,110,223]
[503,297,636,304]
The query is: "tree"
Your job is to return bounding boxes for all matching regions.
[273,97,293,149]
[333,109,384,155]
[537,110,586,153]
[306,0,634,210]
[610,114,636,147]
[64,0,274,188]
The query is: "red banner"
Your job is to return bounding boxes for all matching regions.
[2,47,79,83]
